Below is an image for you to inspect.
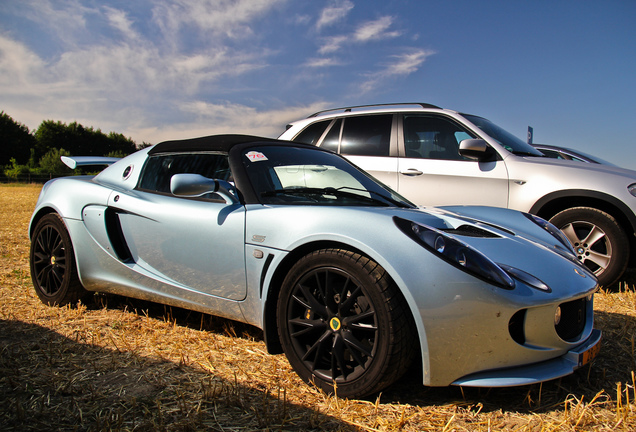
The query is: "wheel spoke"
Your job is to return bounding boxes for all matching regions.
[289,318,327,338]
[331,333,349,380]
[343,309,377,330]
[342,330,373,358]
[584,250,611,272]
[302,329,332,368]
[339,285,362,312]
[560,223,579,244]
[582,225,606,247]
[296,284,328,317]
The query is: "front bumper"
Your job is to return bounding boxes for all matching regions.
[452,328,601,387]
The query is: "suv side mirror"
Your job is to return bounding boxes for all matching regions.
[459,139,494,162]
[170,173,238,204]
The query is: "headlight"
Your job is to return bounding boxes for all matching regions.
[523,213,574,253]
[629,183,636,197]
[394,217,515,289]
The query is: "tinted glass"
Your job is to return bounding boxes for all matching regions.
[340,115,392,156]
[137,153,230,196]
[403,115,474,160]
[320,118,342,152]
[293,119,332,145]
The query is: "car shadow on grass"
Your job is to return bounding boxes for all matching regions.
[90,293,636,412]
[0,317,352,431]
[13,290,633,429]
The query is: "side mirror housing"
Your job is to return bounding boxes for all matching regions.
[170,173,238,204]
[459,139,493,161]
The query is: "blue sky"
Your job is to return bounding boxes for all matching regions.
[1,0,634,168]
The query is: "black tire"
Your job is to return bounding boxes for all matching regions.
[30,213,88,306]
[277,249,415,398]
[550,207,629,288]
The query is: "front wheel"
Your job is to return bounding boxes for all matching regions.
[30,213,88,306]
[550,207,629,288]
[277,249,415,398]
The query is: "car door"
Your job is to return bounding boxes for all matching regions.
[396,114,510,207]
[107,152,247,301]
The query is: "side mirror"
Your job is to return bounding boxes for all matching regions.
[459,139,492,161]
[170,173,238,204]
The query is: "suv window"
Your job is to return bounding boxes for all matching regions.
[340,115,392,156]
[403,115,474,160]
[320,119,342,152]
[293,119,332,146]
[137,153,231,199]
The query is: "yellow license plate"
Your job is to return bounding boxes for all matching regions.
[579,337,601,367]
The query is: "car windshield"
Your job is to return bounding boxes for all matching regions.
[242,146,414,207]
[462,114,544,157]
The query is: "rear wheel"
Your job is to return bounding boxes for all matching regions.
[277,249,415,398]
[30,213,88,306]
[550,207,629,288]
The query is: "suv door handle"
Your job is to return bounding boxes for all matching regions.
[399,168,423,176]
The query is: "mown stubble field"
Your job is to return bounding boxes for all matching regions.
[1,184,636,431]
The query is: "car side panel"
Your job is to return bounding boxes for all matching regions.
[395,158,510,207]
[106,190,248,301]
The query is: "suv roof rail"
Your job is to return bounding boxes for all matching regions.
[307,102,442,118]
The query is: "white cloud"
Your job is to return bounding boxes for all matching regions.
[134,101,332,142]
[316,0,354,30]
[354,16,401,41]
[303,57,343,68]
[358,49,435,94]
[152,0,288,41]
[317,15,400,54]
[318,35,348,55]
[104,6,138,40]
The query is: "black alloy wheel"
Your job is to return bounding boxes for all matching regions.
[30,213,87,306]
[277,249,414,398]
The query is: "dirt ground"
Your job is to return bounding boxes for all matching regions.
[1,184,635,431]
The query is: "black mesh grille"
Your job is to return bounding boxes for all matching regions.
[555,298,587,341]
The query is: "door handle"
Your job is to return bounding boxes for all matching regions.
[399,168,423,176]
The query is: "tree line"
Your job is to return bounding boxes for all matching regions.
[1,111,147,179]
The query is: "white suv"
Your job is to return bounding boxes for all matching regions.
[279,103,636,287]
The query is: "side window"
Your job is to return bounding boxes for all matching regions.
[293,119,332,146]
[320,118,342,152]
[403,116,475,160]
[137,153,230,199]
[340,115,392,156]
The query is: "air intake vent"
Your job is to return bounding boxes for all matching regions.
[555,298,587,342]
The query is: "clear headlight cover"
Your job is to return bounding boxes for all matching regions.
[394,217,515,289]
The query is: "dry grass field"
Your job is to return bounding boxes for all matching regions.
[1,184,636,431]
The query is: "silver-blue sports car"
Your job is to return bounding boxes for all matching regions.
[29,135,601,398]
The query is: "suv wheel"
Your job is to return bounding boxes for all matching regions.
[550,207,629,288]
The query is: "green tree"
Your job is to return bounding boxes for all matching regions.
[0,111,36,166]
[37,148,72,175]
[4,158,31,179]
[34,120,137,160]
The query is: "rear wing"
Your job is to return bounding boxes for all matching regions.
[61,156,121,169]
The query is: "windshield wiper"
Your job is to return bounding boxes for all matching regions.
[262,186,406,207]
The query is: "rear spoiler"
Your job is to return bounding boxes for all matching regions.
[61,156,121,169]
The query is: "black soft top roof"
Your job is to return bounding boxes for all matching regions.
[149,134,280,155]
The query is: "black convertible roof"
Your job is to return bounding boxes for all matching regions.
[149,134,280,155]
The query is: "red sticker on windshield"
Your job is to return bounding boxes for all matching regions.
[246,151,268,162]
